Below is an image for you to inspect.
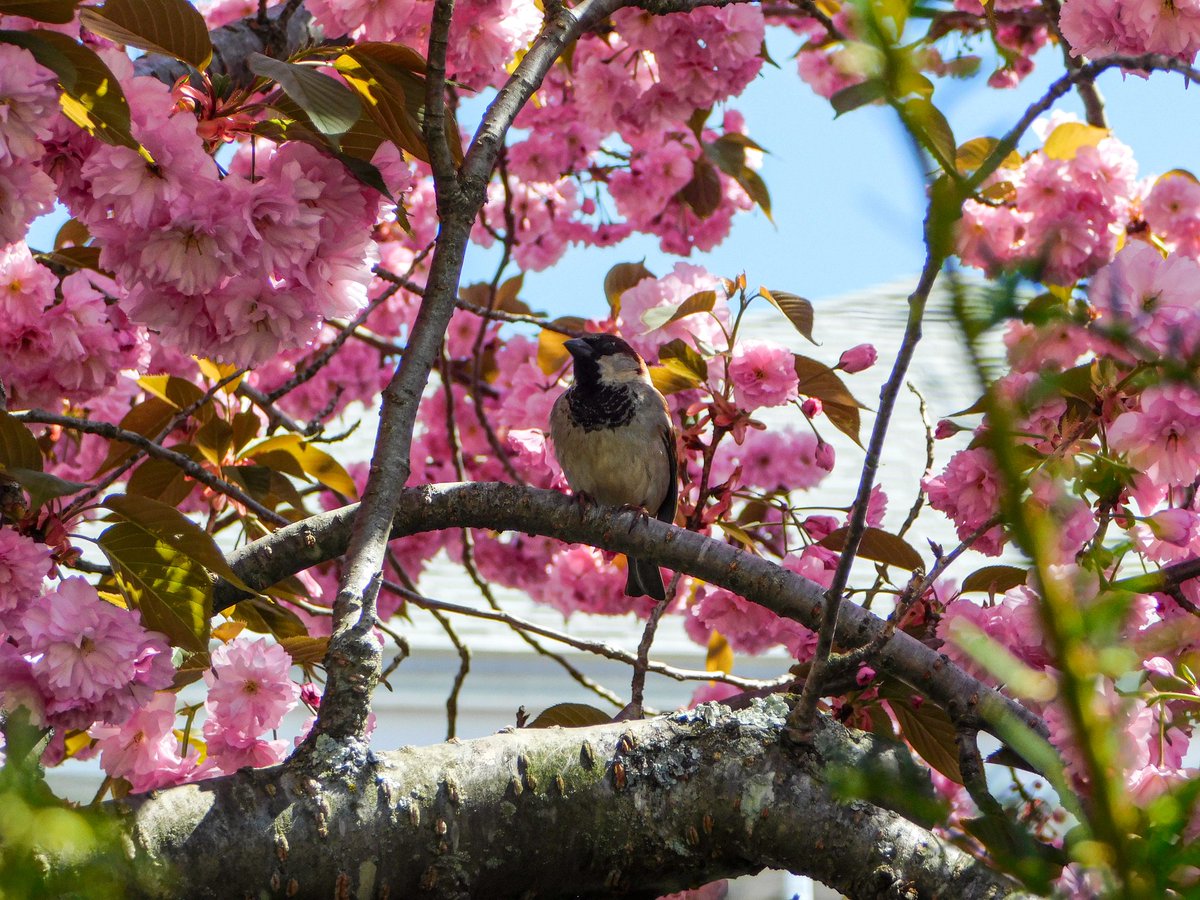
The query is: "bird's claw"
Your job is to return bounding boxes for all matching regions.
[620,503,651,533]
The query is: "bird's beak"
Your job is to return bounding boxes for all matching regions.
[563,338,593,360]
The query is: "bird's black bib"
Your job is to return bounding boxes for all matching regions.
[566,385,636,432]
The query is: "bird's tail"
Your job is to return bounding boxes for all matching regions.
[625,556,666,602]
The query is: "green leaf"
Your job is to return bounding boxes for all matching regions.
[0,412,43,472]
[760,288,816,344]
[241,434,357,498]
[679,157,722,219]
[794,354,868,447]
[232,596,308,640]
[603,261,654,318]
[657,338,708,382]
[98,521,211,652]
[819,526,924,571]
[126,454,195,508]
[102,494,251,592]
[0,0,78,24]
[93,397,176,475]
[79,0,212,70]
[527,703,612,728]
[0,29,140,151]
[663,290,717,326]
[4,468,86,511]
[960,565,1027,595]
[830,78,886,116]
[905,98,956,170]
[883,691,963,784]
[248,53,362,137]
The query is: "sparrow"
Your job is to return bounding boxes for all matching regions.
[550,333,678,602]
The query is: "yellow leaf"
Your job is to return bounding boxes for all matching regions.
[195,357,243,393]
[706,630,733,674]
[537,319,585,375]
[1043,122,1108,161]
[63,730,94,759]
[212,620,246,643]
[649,365,701,395]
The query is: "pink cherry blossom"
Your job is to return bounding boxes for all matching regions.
[0,44,58,165]
[20,577,174,729]
[0,529,50,624]
[924,448,1006,555]
[1109,385,1200,487]
[90,692,204,792]
[204,637,300,739]
[616,263,727,360]
[727,340,799,411]
[1144,173,1200,259]
[711,427,828,494]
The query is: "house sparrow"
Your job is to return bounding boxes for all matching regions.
[550,333,678,602]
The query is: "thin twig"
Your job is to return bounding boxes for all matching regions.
[628,572,683,715]
[19,410,288,527]
[788,254,943,743]
[428,607,470,740]
[382,579,785,691]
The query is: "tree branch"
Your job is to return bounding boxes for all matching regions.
[211,481,1049,749]
[117,700,1024,899]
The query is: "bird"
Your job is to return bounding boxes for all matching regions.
[550,333,678,602]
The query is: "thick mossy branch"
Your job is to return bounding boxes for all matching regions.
[117,699,1023,899]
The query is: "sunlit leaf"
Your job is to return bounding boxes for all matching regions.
[0,29,140,151]
[819,526,923,571]
[241,434,357,498]
[79,0,212,70]
[279,635,330,666]
[248,53,362,137]
[603,261,654,317]
[527,703,611,728]
[103,494,251,591]
[760,288,816,344]
[1042,121,1108,160]
[706,630,733,674]
[537,318,586,375]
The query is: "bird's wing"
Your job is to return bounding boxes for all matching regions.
[656,407,678,525]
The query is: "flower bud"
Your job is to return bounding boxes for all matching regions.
[837,343,877,373]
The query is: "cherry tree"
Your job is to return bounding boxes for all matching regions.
[0,0,1199,895]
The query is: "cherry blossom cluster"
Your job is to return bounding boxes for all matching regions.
[0,530,173,734]
[927,221,1200,809]
[958,115,1138,286]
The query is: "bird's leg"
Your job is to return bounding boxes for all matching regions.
[573,490,596,508]
[619,503,651,533]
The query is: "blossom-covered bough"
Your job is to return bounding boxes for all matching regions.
[2,0,1200,895]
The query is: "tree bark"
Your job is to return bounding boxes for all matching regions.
[116,699,1023,899]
